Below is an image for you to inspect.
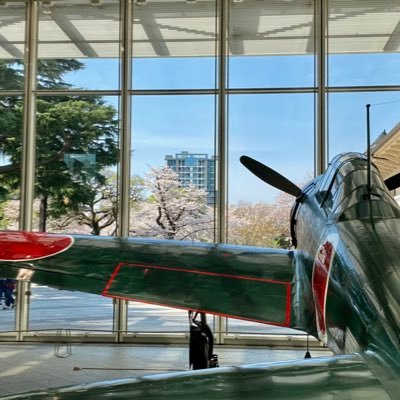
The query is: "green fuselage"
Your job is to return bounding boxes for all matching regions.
[291,153,400,394]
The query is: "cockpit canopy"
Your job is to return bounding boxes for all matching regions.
[316,153,400,221]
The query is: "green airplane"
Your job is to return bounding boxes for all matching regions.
[1,152,400,399]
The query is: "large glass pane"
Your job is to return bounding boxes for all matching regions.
[128,94,216,331]
[328,91,400,162]
[0,277,16,332]
[127,303,218,333]
[0,95,22,231]
[0,1,25,90]
[0,1,24,240]
[29,285,113,333]
[229,0,315,88]
[132,0,216,89]
[130,94,215,240]
[128,303,189,333]
[34,95,119,234]
[37,0,120,90]
[227,93,314,334]
[328,0,400,87]
[28,95,119,333]
[228,93,314,205]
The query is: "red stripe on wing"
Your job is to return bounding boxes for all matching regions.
[103,262,291,327]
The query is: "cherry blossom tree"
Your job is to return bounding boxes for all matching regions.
[130,166,214,242]
[228,191,293,249]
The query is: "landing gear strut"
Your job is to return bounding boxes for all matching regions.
[189,311,219,370]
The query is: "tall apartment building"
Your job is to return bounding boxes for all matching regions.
[165,151,215,205]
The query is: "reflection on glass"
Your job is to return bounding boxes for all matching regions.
[132,0,216,89]
[29,285,113,333]
[328,0,400,87]
[34,95,119,234]
[229,0,315,88]
[0,2,25,90]
[129,95,216,242]
[37,0,120,90]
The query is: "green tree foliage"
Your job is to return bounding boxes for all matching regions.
[0,59,83,90]
[0,201,8,229]
[49,175,145,236]
[0,60,119,231]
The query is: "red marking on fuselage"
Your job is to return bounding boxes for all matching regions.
[0,231,74,261]
[312,239,335,340]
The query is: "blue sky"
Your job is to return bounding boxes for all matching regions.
[62,53,400,203]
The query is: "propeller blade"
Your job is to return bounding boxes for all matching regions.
[240,155,302,198]
[385,172,400,191]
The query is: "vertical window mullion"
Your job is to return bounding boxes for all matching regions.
[315,0,328,175]
[114,0,134,342]
[18,0,39,341]
[216,0,228,345]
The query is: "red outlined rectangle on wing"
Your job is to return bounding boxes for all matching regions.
[103,263,291,327]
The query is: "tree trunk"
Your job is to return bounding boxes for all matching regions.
[39,195,48,232]
[91,220,100,236]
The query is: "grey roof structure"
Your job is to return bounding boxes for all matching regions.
[1,0,400,59]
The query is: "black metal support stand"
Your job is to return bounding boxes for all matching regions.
[188,311,219,370]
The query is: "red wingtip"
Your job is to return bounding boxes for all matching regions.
[0,231,74,261]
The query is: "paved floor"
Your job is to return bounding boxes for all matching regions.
[1,285,329,397]
[0,343,332,396]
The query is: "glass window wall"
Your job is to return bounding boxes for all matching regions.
[328,91,400,160]
[127,0,217,336]
[37,0,120,90]
[28,94,119,333]
[327,0,400,173]
[34,95,119,234]
[328,0,400,87]
[0,2,25,334]
[0,1,25,90]
[0,1,25,234]
[0,95,22,231]
[132,0,217,90]
[28,285,114,334]
[224,0,316,336]
[128,302,189,333]
[1,0,399,344]
[0,277,16,332]
[228,0,315,88]
[226,94,314,335]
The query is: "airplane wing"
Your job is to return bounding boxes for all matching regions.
[0,231,297,328]
[0,354,392,400]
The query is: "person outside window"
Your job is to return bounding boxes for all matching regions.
[0,278,15,309]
